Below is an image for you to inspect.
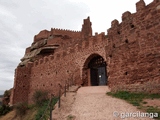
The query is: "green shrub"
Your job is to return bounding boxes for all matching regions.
[3,90,11,97]
[15,102,28,116]
[0,104,11,116]
[0,101,2,106]
[32,90,48,106]
[35,100,49,120]
[35,97,58,120]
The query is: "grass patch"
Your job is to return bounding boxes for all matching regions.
[35,100,49,120]
[15,102,28,117]
[107,91,146,106]
[107,91,160,119]
[146,106,160,119]
[35,97,58,120]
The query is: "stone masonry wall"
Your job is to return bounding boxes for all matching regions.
[106,0,160,93]
[10,63,32,104]
[27,32,107,103]
[11,0,160,104]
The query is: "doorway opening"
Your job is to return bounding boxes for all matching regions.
[88,55,107,86]
[82,54,107,86]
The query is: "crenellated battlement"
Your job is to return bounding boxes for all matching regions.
[51,28,80,33]
[51,28,81,39]
[32,53,60,68]
[108,0,160,36]
[34,28,81,42]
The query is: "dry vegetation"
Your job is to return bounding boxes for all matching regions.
[0,89,58,120]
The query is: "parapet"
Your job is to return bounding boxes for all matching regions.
[51,28,81,38]
[34,28,81,42]
[51,28,80,34]
[108,0,160,35]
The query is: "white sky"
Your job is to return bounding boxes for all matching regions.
[0,0,153,94]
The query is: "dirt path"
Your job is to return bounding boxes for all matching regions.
[52,86,153,120]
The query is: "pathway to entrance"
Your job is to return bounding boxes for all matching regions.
[52,86,152,120]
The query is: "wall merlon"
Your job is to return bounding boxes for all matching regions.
[136,0,146,12]
[39,58,44,64]
[44,56,49,63]
[49,55,54,60]
[111,19,119,28]
[26,62,33,68]
[34,60,39,67]
[95,32,98,36]
[122,11,132,21]
[107,28,111,35]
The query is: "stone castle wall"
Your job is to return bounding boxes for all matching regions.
[106,0,160,92]
[27,32,107,103]
[11,0,160,104]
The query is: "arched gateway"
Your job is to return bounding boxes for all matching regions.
[82,54,107,86]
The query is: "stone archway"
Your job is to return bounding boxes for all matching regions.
[82,54,107,86]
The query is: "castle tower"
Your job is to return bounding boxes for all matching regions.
[81,17,92,39]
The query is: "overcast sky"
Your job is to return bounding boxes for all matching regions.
[0,0,152,94]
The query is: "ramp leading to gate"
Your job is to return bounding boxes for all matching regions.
[52,86,151,120]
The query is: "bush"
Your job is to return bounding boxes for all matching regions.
[35,100,49,120]
[0,101,2,106]
[3,90,11,97]
[0,104,11,116]
[32,90,48,106]
[15,102,28,117]
[35,97,58,120]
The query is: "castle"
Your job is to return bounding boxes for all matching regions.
[10,0,160,104]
